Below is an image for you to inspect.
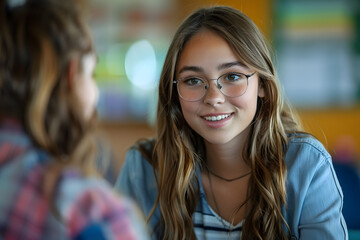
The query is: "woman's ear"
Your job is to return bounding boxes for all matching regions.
[67,58,80,90]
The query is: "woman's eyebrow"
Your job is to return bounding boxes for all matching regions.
[178,66,204,74]
[178,61,248,74]
[217,61,249,71]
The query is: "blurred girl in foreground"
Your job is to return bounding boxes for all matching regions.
[0,0,149,239]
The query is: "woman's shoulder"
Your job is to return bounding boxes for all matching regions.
[115,139,158,221]
[285,132,337,189]
[286,133,331,164]
[285,133,334,183]
[124,138,156,171]
[284,134,347,239]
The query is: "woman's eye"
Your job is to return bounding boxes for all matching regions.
[183,77,203,86]
[225,73,242,82]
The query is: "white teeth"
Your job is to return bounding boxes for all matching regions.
[204,114,231,121]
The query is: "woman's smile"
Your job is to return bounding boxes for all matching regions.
[201,113,234,129]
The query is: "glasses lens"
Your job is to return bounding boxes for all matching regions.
[178,77,206,101]
[218,73,248,97]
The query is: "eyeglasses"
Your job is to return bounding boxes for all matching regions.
[173,72,256,102]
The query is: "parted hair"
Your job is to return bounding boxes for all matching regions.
[136,6,302,240]
[0,0,99,195]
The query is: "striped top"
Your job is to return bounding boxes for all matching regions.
[0,118,150,240]
[193,191,243,240]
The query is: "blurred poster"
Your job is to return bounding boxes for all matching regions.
[87,0,176,123]
[274,0,359,108]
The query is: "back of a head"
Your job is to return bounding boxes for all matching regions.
[0,0,94,157]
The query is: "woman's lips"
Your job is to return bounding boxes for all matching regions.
[201,113,234,128]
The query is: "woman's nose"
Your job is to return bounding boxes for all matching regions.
[203,80,225,105]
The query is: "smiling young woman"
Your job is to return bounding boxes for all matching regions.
[116,6,348,240]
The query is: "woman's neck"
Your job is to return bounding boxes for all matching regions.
[204,130,251,177]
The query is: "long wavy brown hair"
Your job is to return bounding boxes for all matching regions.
[0,0,100,198]
[135,6,303,240]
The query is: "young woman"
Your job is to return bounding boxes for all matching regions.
[0,0,149,239]
[116,6,348,240]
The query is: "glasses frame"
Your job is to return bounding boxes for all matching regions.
[173,72,256,102]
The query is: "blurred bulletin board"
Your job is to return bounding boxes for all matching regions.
[88,0,178,123]
[274,0,360,107]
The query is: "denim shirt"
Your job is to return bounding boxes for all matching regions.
[116,135,348,240]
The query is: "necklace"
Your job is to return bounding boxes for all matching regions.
[205,164,252,182]
[207,168,234,237]
[206,167,250,239]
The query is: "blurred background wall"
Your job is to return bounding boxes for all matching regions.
[88,0,360,177]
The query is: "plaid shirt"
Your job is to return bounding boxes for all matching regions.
[0,119,149,240]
